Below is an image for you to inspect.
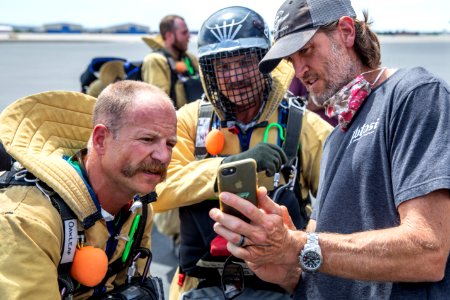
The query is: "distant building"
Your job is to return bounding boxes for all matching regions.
[42,23,83,33]
[102,23,149,34]
[12,25,38,33]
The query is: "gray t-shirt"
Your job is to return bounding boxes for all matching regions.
[297,67,450,299]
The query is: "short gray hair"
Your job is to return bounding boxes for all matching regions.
[93,80,172,137]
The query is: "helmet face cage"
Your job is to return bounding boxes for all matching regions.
[200,47,272,118]
[197,6,273,120]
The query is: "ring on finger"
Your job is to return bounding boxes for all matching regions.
[236,234,246,247]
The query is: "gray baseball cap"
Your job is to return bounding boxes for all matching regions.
[259,0,356,74]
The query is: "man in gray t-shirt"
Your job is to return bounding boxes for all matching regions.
[208,0,450,299]
[301,67,450,299]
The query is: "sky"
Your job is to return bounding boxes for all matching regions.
[1,0,449,33]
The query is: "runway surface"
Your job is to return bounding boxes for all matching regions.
[150,226,178,297]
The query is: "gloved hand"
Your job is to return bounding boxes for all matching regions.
[222,143,287,177]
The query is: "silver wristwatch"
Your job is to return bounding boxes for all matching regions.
[299,232,322,273]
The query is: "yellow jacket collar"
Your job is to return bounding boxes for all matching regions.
[0,91,98,222]
[142,35,165,51]
[259,59,295,122]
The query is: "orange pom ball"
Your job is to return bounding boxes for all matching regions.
[205,129,225,155]
[175,61,188,73]
[70,246,108,287]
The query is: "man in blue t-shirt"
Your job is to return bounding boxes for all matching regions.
[209,0,450,299]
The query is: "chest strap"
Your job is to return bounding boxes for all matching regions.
[283,96,305,168]
[194,100,214,160]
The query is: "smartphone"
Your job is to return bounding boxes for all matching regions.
[217,158,258,222]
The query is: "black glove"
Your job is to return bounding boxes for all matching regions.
[222,143,287,177]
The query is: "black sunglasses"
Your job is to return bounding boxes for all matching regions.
[221,255,245,299]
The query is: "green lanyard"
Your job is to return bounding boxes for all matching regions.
[263,122,285,143]
[122,213,141,262]
[184,57,195,76]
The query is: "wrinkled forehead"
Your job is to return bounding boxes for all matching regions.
[128,96,175,121]
[120,105,176,132]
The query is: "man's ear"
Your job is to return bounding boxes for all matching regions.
[91,124,109,155]
[165,31,174,43]
[337,16,356,48]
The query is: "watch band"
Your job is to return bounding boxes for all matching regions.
[299,231,322,273]
[307,232,319,246]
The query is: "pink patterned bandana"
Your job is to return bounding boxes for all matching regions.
[325,68,386,132]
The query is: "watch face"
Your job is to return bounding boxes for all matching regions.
[301,250,321,271]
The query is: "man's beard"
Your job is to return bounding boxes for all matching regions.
[173,36,187,54]
[309,37,358,107]
[121,159,167,182]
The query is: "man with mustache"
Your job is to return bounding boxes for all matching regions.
[152,6,332,299]
[0,80,177,299]
[210,0,450,299]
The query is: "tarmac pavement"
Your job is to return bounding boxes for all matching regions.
[150,226,178,297]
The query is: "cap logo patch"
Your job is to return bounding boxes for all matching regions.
[206,12,251,42]
[273,10,289,39]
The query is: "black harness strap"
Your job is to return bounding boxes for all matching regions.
[283,97,305,168]
[281,96,310,229]
[0,143,14,171]
[49,191,80,297]
[160,49,179,106]
[0,167,35,187]
[194,100,215,160]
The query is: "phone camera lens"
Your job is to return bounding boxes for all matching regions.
[222,167,236,176]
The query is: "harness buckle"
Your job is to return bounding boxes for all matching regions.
[279,156,298,190]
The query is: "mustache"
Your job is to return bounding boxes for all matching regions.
[226,79,252,90]
[122,160,168,181]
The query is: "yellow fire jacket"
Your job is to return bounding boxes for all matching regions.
[153,60,333,212]
[141,35,199,109]
[0,92,152,299]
